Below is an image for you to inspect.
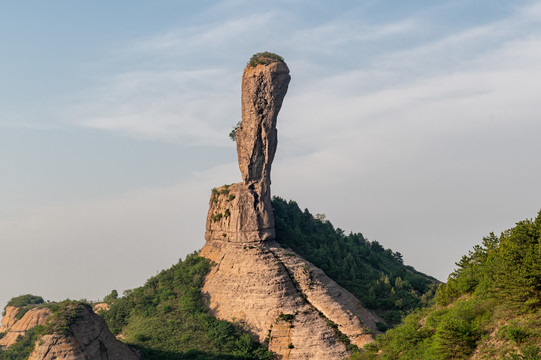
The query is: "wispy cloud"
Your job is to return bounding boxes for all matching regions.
[69,68,240,145]
[67,0,541,144]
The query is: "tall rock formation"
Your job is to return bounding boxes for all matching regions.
[200,53,382,360]
[205,56,290,244]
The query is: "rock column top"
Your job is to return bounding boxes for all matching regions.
[237,61,290,184]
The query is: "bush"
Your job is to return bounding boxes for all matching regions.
[502,326,531,344]
[43,300,92,336]
[0,326,42,360]
[6,294,44,309]
[248,52,284,67]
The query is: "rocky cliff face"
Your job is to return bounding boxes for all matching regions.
[200,54,381,359]
[0,307,51,348]
[28,304,138,360]
[0,306,20,333]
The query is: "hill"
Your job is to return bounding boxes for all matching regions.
[357,210,541,359]
[100,253,273,360]
[272,197,438,327]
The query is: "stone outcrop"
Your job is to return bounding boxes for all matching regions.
[200,54,381,359]
[0,303,138,359]
[29,304,138,360]
[0,307,51,348]
[0,306,19,333]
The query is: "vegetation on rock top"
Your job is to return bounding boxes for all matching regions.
[5,295,44,310]
[247,52,284,67]
[272,197,438,327]
[2,295,46,322]
[42,300,92,336]
[353,210,541,360]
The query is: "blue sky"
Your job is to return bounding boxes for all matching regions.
[1,0,541,309]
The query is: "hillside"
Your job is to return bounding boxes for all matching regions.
[358,210,541,360]
[272,197,438,327]
[100,253,273,359]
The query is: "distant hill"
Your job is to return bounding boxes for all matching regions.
[357,210,541,359]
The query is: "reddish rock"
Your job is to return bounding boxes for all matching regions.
[0,307,50,348]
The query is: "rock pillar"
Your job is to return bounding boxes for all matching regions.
[205,56,290,243]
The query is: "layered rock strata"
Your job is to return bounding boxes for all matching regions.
[200,241,382,359]
[0,306,20,333]
[0,307,51,348]
[200,56,381,359]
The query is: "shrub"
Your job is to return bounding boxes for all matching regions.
[0,326,42,360]
[229,121,241,141]
[44,300,92,336]
[277,313,295,322]
[247,52,285,67]
[502,326,531,344]
[6,294,44,309]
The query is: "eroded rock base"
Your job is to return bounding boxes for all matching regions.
[199,240,382,360]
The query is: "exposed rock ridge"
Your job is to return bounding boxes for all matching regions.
[267,243,383,347]
[29,305,138,360]
[0,307,51,348]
